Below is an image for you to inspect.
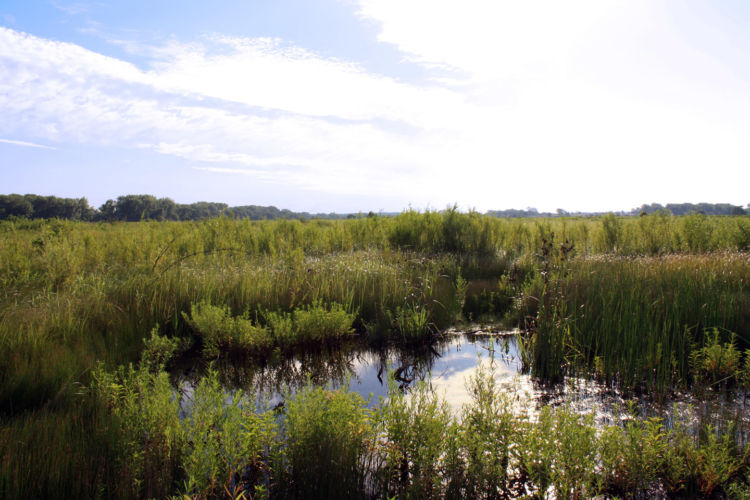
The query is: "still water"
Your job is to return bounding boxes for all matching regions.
[176,330,750,439]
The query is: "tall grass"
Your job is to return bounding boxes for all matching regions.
[526,253,750,390]
[2,212,750,496]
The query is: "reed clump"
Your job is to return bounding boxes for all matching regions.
[525,251,750,390]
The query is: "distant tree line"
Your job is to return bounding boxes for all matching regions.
[1,193,747,222]
[488,202,748,218]
[0,194,352,221]
[0,194,96,220]
[632,202,747,216]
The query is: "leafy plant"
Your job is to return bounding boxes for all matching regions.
[690,328,742,386]
[374,375,454,499]
[274,384,373,499]
[180,369,274,499]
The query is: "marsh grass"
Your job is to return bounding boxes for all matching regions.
[527,252,750,390]
[2,213,750,496]
[4,351,748,499]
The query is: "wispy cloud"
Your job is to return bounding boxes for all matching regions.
[0,27,440,200]
[49,1,91,16]
[0,138,56,150]
[2,2,750,213]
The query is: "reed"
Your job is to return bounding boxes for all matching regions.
[526,252,750,390]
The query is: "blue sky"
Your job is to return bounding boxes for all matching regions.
[1,1,749,212]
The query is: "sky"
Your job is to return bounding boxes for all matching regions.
[1,1,749,213]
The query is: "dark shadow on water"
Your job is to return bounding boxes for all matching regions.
[172,331,750,441]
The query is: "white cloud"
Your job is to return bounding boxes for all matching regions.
[143,35,472,130]
[0,27,446,200]
[2,1,750,213]
[0,138,56,149]
[353,0,750,209]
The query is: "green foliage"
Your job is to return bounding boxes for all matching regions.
[0,193,95,221]
[387,304,432,342]
[2,212,750,496]
[637,210,677,254]
[519,406,599,497]
[16,357,748,499]
[727,470,750,499]
[599,414,669,493]
[733,218,750,251]
[180,369,275,499]
[91,362,182,498]
[375,376,455,499]
[187,302,268,356]
[275,384,373,499]
[276,299,356,344]
[741,349,750,389]
[682,212,715,252]
[690,328,743,386]
[527,254,750,391]
[140,325,184,367]
[599,212,623,252]
[695,425,744,497]
[185,299,356,355]
[458,362,519,498]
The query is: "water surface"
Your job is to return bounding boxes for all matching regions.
[176,330,750,440]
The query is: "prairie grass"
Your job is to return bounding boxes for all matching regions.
[2,212,750,497]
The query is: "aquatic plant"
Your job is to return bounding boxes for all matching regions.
[526,253,750,390]
[1,213,750,496]
[689,328,743,387]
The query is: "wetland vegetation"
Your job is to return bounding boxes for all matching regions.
[1,209,750,498]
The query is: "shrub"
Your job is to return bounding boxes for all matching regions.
[374,376,455,499]
[458,362,520,498]
[140,325,184,367]
[274,385,374,499]
[387,304,432,342]
[91,363,182,499]
[180,369,275,498]
[184,302,271,356]
[695,425,743,496]
[682,213,714,252]
[519,406,599,498]
[600,212,623,252]
[599,414,668,494]
[690,328,743,386]
[291,300,356,343]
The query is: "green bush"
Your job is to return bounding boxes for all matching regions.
[458,362,519,498]
[288,300,356,343]
[682,213,714,252]
[184,301,272,356]
[180,369,274,498]
[690,328,743,386]
[140,325,184,367]
[599,212,623,252]
[374,376,455,499]
[387,304,432,342]
[275,385,374,499]
[519,406,599,498]
[91,363,182,499]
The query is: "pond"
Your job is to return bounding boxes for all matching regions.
[175,328,750,441]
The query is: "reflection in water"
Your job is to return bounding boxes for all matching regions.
[175,332,749,441]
